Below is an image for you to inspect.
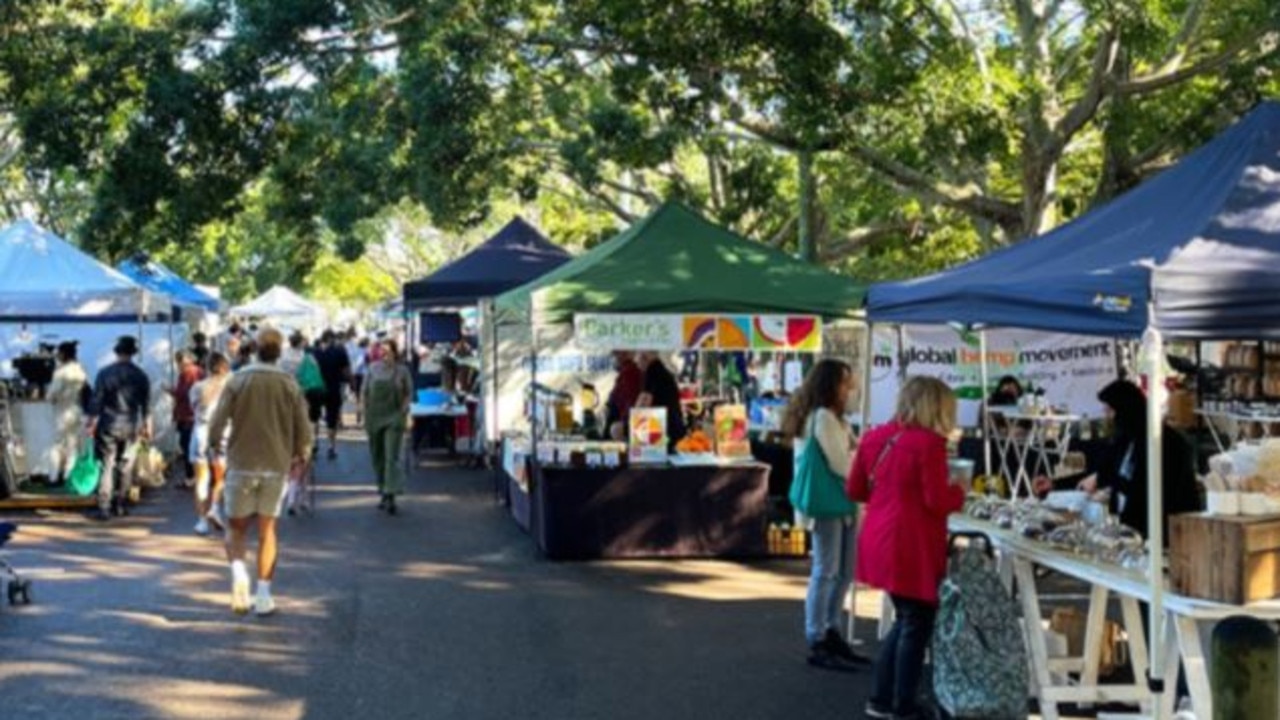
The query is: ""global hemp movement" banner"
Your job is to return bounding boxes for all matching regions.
[866,325,1119,427]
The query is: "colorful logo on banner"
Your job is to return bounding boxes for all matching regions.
[576,313,822,352]
[682,316,717,349]
[752,316,822,351]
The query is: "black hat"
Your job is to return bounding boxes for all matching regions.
[114,335,139,356]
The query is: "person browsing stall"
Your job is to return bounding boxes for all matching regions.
[849,376,968,720]
[603,351,643,440]
[48,341,88,482]
[781,359,866,671]
[165,350,205,488]
[1033,378,1201,540]
[635,351,686,449]
[88,336,152,521]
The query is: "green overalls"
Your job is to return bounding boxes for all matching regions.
[365,365,409,496]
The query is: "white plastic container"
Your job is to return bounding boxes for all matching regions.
[1206,491,1241,516]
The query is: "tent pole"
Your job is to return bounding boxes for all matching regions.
[1143,321,1168,718]
[979,328,992,479]
[860,322,874,435]
[847,319,875,647]
[896,324,907,382]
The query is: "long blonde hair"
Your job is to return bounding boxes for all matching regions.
[895,376,956,437]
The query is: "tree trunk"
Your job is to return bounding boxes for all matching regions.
[797,150,816,262]
[1016,0,1061,239]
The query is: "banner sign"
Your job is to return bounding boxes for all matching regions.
[575,313,822,352]
[866,325,1118,427]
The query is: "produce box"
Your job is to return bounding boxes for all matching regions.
[1170,512,1280,604]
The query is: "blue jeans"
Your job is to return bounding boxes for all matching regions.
[805,516,855,645]
[871,595,938,715]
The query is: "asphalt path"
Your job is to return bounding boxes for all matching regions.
[0,436,876,719]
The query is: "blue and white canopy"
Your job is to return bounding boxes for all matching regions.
[0,220,166,320]
[117,255,220,311]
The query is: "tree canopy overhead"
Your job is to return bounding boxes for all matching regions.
[0,0,1276,298]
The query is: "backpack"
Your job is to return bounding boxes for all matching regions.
[297,354,326,394]
[932,533,1028,720]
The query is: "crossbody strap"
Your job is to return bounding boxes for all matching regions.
[867,432,904,494]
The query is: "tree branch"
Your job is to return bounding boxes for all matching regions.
[767,214,798,249]
[1159,0,1208,71]
[819,221,923,262]
[302,10,417,48]
[1114,30,1280,96]
[730,118,839,153]
[941,0,993,98]
[844,145,1022,231]
[1053,29,1119,148]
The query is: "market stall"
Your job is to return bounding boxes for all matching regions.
[492,201,865,559]
[0,220,172,504]
[867,101,1280,718]
[402,217,572,457]
[229,285,322,327]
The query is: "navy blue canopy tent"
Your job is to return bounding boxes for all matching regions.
[117,254,220,311]
[402,217,571,310]
[869,101,1280,339]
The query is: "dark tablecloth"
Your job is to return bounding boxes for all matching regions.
[531,463,771,560]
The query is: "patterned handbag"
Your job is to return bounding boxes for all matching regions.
[932,533,1028,720]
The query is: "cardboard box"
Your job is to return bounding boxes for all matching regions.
[1170,512,1280,604]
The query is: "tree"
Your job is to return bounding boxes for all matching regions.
[1,0,1277,287]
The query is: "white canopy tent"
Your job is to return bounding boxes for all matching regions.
[0,219,168,319]
[229,285,321,319]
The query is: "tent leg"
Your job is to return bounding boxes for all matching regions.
[848,320,876,647]
[979,328,992,478]
[1144,323,1168,719]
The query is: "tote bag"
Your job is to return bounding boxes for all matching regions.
[788,413,855,518]
[67,445,101,496]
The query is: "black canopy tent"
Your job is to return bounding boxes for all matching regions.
[402,217,571,311]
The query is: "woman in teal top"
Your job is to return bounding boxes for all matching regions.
[362,340,413,514]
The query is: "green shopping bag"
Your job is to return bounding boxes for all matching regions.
[67,445,101,496]
[788,413,856,518]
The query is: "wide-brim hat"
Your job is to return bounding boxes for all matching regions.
[114,335,139,356]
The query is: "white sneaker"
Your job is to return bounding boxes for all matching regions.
[207,505,226,531]
[193,518,210,536]
[231,575,251,615]
[254,591,277,616]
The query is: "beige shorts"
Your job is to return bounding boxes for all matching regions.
[224,470,288,519]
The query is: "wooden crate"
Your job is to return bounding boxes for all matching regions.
[1170,512,1280,604]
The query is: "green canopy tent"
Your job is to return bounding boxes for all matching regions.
[484,200,867,444]
[488,201,868,560]
[494,201,866,324]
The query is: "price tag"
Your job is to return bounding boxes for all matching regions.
[603,451,620,468]
[586,452,603,467]
[537,446,555,465]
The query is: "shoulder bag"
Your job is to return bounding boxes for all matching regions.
[788,412,856,518]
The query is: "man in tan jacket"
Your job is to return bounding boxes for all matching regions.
[210,327,312,616]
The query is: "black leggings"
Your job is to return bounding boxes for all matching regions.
[176,421,195,480]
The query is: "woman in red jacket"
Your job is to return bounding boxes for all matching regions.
[848,376,969,720]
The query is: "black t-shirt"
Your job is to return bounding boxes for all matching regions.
[314,346,351,394]
[643,360,686,446]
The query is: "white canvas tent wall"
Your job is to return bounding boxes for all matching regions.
[0,220,183,461]
[229,286,321,319]
[0,219,166,319]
